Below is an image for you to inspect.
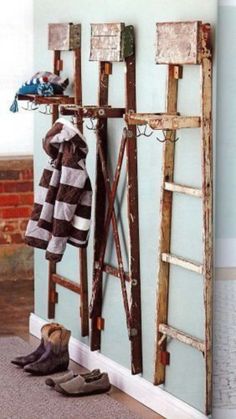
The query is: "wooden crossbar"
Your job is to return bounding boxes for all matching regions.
[60,105,125,118]
[126,113,201,129]
[158,324,205,353]
[89,25,142,374]
[47,42,89,338]
[161,253,203,274]
[153,22,213,415]
[164,182,202,197]
[102,263,130,282]
[51,274,81,294]
[17,94,75,105]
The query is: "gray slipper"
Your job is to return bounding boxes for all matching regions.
[45,370,75,387]
[55,372,111,396]
[46,369,101,388]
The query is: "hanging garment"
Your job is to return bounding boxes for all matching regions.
[25,118,92,262]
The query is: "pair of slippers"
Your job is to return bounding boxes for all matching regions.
[45,369,111,396]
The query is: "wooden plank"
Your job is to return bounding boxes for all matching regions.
[90,49,123,63]
[159,324,205,353]
[74,47,82,106]
[156,21,201,65]
[48,23,81,51]
[91,23,124,36]
[52,273,81,294]
[161,253,203,274]
[90,61,109,352]
[48,51,61,319]
[200,23,213,416]
[79,248,89,336]
[102,263,130,282]
[126,113,201,129]
[126,51,143,375]
[154,65,180,385]
[60,105,125,118]
[73,46,89,338]
[91,36,120,50]
[17,94,75,105]
[48,261,57,318]
[90,23,125,62]
[164,181,202,197]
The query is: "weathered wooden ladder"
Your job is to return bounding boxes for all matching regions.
[47,23,89,337]
[18,23,90,337]
[61,22,142,374]
[126,21,212,414]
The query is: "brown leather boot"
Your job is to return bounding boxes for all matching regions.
[11,322,62,367]
[24,327,71,375]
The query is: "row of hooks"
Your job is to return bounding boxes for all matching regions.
[78,117,179,143]
[21,101,53,115]
[137,125,179,143]
[22,102,179,143]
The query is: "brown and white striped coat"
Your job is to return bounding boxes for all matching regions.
[25,118,92,262]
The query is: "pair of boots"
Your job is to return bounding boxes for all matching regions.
[45,368,111,396]
[11,322,71,375]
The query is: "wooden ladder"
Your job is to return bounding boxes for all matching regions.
[62,22,142,374]
[47,23,89,337]
[17,23,89,337]
[126,21,213,414]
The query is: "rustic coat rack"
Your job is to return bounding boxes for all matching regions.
[61,22,143,375]
[18,22,89,337]
[125,21,213,415]
[17,20,213,412]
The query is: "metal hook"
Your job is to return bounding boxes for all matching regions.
[39,104,53,115]
[136,125,153,138]
[86,117,97,130]
[31,101,39,111]
[86,117,104,131]
[21,101,39,111]
[156,130,180,143]
[71,114,84,126]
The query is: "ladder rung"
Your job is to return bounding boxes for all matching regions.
[102,263,130,282]
[126,113,201,130]
[159,323,205,353]
[164,182,202,197]
[161,253,203,274]
[51,274,81,294]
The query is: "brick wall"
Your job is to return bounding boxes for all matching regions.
[0,157,34,281]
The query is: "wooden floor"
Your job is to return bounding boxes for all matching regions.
[0,279,164,419]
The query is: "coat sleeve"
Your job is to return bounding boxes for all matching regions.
[45,141,92,262]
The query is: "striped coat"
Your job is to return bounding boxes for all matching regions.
[25,118,92,262]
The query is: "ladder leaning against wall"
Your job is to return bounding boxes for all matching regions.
[18,23,90,337]
[126,21,213,415]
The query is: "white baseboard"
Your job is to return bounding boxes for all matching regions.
[29,313,209,419]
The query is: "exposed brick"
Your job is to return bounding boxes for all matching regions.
[0,170,19,180]
[0,194,33,206]
[0,236,10,245]
[0,207,32,219]
[0,220,19,233]
[19,193,34,205]
[19,220,28,231]
[10,233,24,244]
[20,168,34,181]
[0,194,20,206]
[0,183,4,193]
[0,157,33,172]
[3,181,33,193]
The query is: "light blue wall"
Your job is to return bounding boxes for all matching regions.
[215,4,236,267]
[33,0,217,413]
